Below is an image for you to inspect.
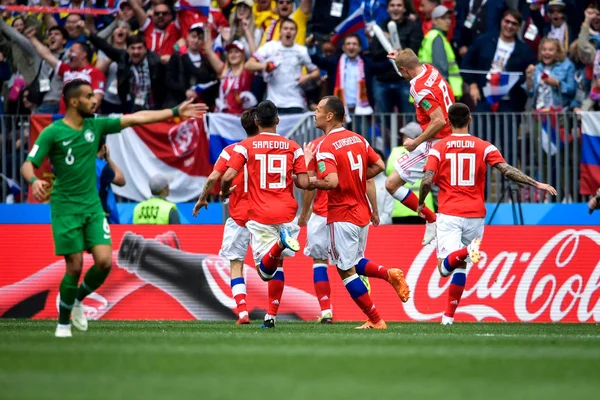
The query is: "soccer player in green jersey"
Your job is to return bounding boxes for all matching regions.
[21,79,208,338]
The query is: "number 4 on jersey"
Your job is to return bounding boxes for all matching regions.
[348,151,363,181]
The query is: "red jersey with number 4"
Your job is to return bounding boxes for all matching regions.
[316,128,379,226]
[308,136,328,217]
[227,133,306,225]
[410,64,454,139]
[214,144,248,226]
[424,133,506,218]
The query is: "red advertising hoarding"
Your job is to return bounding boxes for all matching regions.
[0,225,598,323]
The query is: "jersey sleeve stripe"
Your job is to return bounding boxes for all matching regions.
[233,144,248,159]
[293,147,304,161]
[428,148,441,160]
[219,149,231,161]
[414,89,434,106]
[316,152,336,163]
[483,144,499,161]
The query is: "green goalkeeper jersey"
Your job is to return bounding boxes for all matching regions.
[26,117,122,216]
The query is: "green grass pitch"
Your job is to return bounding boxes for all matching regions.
[1,320,599,400]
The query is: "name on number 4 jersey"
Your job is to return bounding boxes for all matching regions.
[411,64,455,139]
[424,133,506,218]
[316,128,379,226]
[227,133,306,225]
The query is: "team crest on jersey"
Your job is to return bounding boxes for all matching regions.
[318,161,326,173]
[84,130,95,143]
[422,100,432,110]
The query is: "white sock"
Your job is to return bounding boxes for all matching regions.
[74,299,82,306]
[392,186,410,202]
[264,314,276,321]
[58,323,71,328]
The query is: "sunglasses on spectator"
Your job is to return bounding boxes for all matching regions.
[278,0,293,4]
[154,11,169,16]
[503,19,519,26]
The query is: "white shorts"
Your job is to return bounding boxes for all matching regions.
[394,139,439,184]
[303,213,329,260]
[246,220,300,266]
[328,222,369,271]
[219,218,250,261]
[436,213,485,260]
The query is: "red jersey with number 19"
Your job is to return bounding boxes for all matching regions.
[214,144,248,226]
[410,64,455,139]
[227,133,306,225]
[424,133,506,218]
[316,128,379,226]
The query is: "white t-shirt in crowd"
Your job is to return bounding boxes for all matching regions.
[253,41,318,109]
[490,38,516,73]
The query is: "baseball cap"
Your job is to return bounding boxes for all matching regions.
[234,0,254,7]
[190,22,205,33]
[225,40,245,52]
[400,122,422,139]
[432,5,452,19]
[149,174,173,196]
[548,0,566,9]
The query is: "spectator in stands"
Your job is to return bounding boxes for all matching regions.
[225,0,261,58]
[164,23,220,109]
[462,10,535,112]
[247,18,320,113]
[454,0,507,59]
[369,0,422,114]
[253,0,277,29]
[130,0,180,62]
[568,42,591,111]
[306,34,374,119]
[95,20,131,114]
[575,6,600,83]
[418,0,440,37]
[63,13,88,48]
[85,30,166,112]
[27,27,106,113]
[133,174,181,225]
[215,40,257,114]
[530,0,576,53]
[0,18,39,85]
[96,137,125,225]
[419,5,463,99]
[259,0,312,46]
[524,38,576,111]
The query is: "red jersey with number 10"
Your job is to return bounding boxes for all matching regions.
[424,133,506,218]
[410,64,455,139]
[227,133,306,225]
[308,135,328,217]
[316,128,379,226]
[214,144,248,226]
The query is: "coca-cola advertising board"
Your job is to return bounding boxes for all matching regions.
[1,225,598,323]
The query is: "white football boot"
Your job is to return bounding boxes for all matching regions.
[71,302,88,332]
[55,324,72,338]
[422,221,437,245]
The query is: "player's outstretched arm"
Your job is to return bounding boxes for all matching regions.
[120,99,209,129]
[193,170,222,217]
[493,162,558,195]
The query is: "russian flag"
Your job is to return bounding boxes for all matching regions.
[482,72,520,112]
[0,173,21,202]
[580,113,600,195]
[331,5,365,46]
[177,0,210,16]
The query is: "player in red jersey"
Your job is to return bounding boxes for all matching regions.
[419,103,557,325]
[304,96,410,330]
[222,100,310,328]
[385,48,455,246]
[193,108,257,325]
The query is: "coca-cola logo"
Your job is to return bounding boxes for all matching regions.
[55,292,108,320]
[168,119,200,158]
[405,229,600,323]
[201,255,254,310]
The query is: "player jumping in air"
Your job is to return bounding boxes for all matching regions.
[385,48,455,246]
[220,100,311,328]
[304,96,410,330]
[193,108,257,325]
[419,103,557,325]
[21,79,208,337]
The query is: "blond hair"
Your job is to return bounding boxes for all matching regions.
[538,38,566,63]
[394,48,421,70]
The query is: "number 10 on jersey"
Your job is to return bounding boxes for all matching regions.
[446,153,475,186]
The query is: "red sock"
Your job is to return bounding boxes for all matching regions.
[230,277,247,317]
[446,247,469,269]
[234,293,247,316]
[314,281,331,311]
[267,268,284,316]
[445,271,466,318]
[356,258,389,280]
[353,293,382,323]
[402,192,437,223]
[260,242,284,275]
